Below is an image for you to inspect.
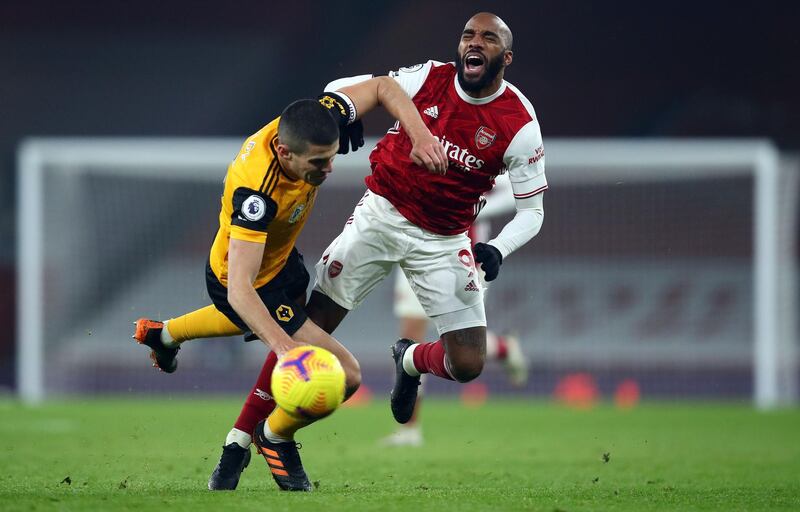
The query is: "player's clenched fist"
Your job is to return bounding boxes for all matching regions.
[410,134,448,175]
[474,242,503,281]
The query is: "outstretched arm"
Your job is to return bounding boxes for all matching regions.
[323,77,448,174]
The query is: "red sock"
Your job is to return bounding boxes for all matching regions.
[412,340,454,381]
[234,351,278,435]
[496,336,508,360]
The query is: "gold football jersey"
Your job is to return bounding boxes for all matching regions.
[209,117,318,288]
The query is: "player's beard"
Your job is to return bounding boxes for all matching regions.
[455,51,505,93]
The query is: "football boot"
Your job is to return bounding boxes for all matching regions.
[132,318,179,373]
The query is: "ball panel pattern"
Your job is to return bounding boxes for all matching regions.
[271,346,346,419]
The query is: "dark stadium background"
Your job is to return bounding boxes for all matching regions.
[1,0,798,390]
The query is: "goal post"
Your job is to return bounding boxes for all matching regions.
[16,137,797,407]
[539,140,793,409]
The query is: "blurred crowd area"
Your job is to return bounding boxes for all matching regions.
[1,0,798,388]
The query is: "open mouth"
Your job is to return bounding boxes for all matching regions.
[463,51,485,76]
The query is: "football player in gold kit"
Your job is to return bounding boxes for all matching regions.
[133,85,448,491]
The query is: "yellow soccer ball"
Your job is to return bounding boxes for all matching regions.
[271,346,346,419]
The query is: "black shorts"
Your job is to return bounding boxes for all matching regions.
[206,247,310,337]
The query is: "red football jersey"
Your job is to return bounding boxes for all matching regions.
[365,61,547,235]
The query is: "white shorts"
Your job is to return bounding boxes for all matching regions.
[393,269,427,319]
[315,190,486,333]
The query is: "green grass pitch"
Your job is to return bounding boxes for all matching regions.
[1,398,798,511]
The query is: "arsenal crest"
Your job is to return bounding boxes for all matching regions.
[474,126,496,150]
[328,260,343,278]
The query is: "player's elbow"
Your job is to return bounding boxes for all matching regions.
[531,206,544,235]
[372,75,394,88]
[518,205,545,238]
[373,75,398,104]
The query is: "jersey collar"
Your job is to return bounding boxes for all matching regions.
[453,74,507,105]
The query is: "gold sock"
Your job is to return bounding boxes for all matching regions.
[165,305,242,343]
[266,407,315,440]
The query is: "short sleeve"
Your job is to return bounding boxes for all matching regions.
[388,60,440,99]
[229,187,277,243]
[503,120,548,199]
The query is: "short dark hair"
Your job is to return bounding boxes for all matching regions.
[278,99,339,154]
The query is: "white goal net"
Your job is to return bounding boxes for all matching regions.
[17,137,799,407]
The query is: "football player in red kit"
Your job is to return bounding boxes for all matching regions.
[313,10,546,421]
[382,174,529,447]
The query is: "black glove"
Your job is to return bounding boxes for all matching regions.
[317,92,365,154]
[473,242,503,282]
[338,119,364,154]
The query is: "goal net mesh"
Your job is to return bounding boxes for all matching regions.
[18,138,798,404]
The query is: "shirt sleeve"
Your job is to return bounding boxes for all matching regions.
[324,74,374,92]
[388,60,440,98]
[503,119,548,200]
[225,136,277,244]
[229,187,277,244]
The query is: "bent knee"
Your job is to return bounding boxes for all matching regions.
[448,356,484,383]
[344,371,362,399]
[343,357,362,399]
[441,326,487,383]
